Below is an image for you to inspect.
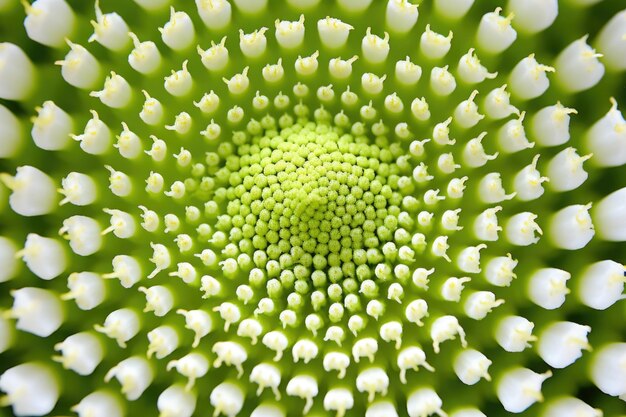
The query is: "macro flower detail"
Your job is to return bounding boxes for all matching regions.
[0,0,625,416]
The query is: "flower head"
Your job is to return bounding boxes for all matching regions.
[0,0,625,416]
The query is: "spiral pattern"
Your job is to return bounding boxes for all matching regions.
[0,0,625,416]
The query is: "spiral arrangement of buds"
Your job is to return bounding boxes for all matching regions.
[0,0,625,416]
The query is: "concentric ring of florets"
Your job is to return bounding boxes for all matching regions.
[0,1,625,417]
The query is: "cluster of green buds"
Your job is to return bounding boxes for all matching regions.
[0,0,625,416]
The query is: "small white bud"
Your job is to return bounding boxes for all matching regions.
[431,315,467,353]
[293,339,318,363]
[63,272,105,310]
[239,27,267,58]
[0,237,19,283]
[210,382,244,417]
[434,0,474,20]
[483,85,519,120]
[585,98,626,167]
[198,37,229,72]
[413,268,435,290]
[9,287,63,337]
[484,254,518,287]
[430,65,456,96]
[18,233,66,280]
[140,91,163,125]
[323,352,351,379]
[103,255,142,288]
[128,32,161,74]
[454,349,492,385]
[139,285,174,317]
[95,308,139,348]
[196,0,231,30]
[177,309,212,348]
[498,112,534,153]
[102,208,136,238]
[507,0,558,34]
[549,203,594,250]
[595,9,626,71]
[431,235,451,262]
[464,291,505,320]
[514,154,549,201]
[89,0,129,51]
[420,25,453,60]
[410,98,431,121]
[407,388,446,417]
[357,368,389,403]
[318,17,353,49]
[104,356,153,401]
[0,104,22,158]
[474,206,503,242]
[540,397,603,417]
[337,0,372,12]
[0,43,35,100]
[386,0,419,34]
[397,346,434,384]
[1,166,56,216]
[233,0,267,14]
[395,57,422,85]
[115,123,142,159]
[405,299,429,327]
[213,302,241,332]
[457,48,497,84]
[164,60,192,96]
[105,167,132,198]
[60,215,102,256]
[380,321,403,349]
[324,388,354,417]
[213,342,247,377]
[275,15,305,49]
[56,40,101,89]
[159,7,195,51]
[352,337,378,363]
[506,212,542,246]
[457,244,487,273]
[509,55,555,100]
[53,332,103,375]
[447,176,468,199]
[286,375,318,414]
[90,71,132,109]
[437,153,460,174]
[362,27,390,64]
[367,401,399,417]
[463,132,498,168]
[477,8,516,54]
[249,363,281,400]
[531,103,576,147]
[72,391,123,417]
[555,36,605,92]
[71,110,111,155]
[166,352,209,391]
[479,173,516,204]
[590,343,626,398]
[538,321,591,368]
[23,0,75,47]
[593,186,626,241]
[577,260,625,310]
[237,318,262,344]
[455,91,484,129]
[497,368,552,413]
[441,277,471,302]
[495,315,536,352]
[262,58,285,83]
[528,268,571,309]
[223,67,250,95]
[0,363,59,416]
[147,325,179,359]
[157,385,196,417]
